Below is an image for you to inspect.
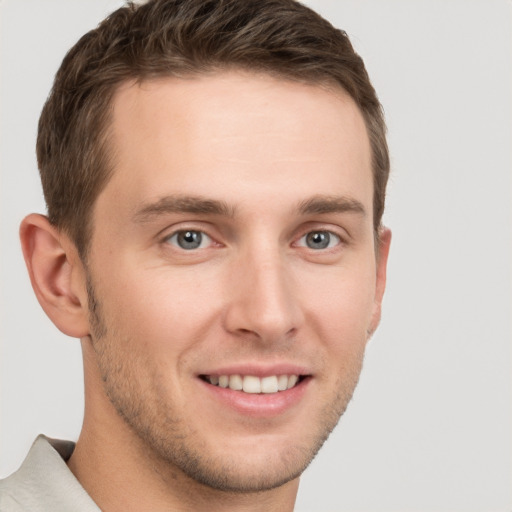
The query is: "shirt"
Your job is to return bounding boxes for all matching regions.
[0,435,100,512]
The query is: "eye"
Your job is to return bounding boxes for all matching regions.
[166,230,212,250]
[297,230,341,250]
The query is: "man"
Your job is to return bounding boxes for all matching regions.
[0,0,390,510]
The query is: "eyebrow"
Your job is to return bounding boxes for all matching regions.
[132,193,366,224]
[298,195,367,217]
[133,195,236,223]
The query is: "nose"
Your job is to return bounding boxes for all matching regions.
[223,248,303,343]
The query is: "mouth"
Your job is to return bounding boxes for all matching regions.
[200,374,307,394]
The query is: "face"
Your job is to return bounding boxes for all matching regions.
[84,72,389,492]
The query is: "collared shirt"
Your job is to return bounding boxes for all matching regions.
[0,435,100,512]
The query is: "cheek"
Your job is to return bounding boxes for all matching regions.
[301,262,377,335]
[98,265,223,353]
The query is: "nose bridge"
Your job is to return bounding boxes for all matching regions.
[224,239,302,341]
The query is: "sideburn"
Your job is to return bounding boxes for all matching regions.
[85,269,108,341]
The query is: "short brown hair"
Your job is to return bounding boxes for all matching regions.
[37,0,389,257]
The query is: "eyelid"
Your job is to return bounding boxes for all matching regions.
[159,223,222,248]
[157,219,211,237]
[294,230,343,250]
[292,222,349,245]
[165,230,213,250]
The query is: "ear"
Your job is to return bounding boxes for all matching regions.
[19,214,90,338]
[368,227,392,336]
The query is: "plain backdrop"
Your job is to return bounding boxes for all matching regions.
[1,1,511,510]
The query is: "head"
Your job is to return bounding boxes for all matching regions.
[37,0,389,259]
[23,0,391,501]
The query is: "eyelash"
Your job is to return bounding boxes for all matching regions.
[295,230,342,251]
[164,230,215,251]
[162,227,345,252]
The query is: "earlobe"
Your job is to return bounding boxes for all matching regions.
[19,214,90,339]
[368,227,392,336]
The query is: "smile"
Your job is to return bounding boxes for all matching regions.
[201,374,303,394]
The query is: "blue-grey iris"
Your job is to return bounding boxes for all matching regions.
[177,230,203,250]
[306,231,331,249]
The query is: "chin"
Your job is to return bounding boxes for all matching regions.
[151,437,315,493]
[128,407,341,494]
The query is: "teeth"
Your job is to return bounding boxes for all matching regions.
[277,375,288,391]
[288,375,298,388]
[229,374,243,391]
[243,375,261,393]
[206,374,301,393]
[261,376,278,393]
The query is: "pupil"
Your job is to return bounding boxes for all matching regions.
[178,230,202,249]
[307,231,329,249]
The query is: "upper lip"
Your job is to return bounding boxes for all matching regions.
[198,363,311,378]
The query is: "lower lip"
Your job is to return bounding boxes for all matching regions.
[199,377,311,418]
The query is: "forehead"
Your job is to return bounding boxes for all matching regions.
[97,71,372,222]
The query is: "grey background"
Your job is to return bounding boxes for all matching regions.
[1,1,511,510]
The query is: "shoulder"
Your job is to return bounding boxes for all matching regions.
[0,436,98,512]
[0,477,27,512]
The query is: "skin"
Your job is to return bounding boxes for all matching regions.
[20,71,391,512]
